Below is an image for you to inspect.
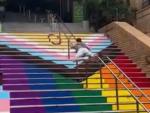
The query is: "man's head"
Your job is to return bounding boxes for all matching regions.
[76,38,82,42]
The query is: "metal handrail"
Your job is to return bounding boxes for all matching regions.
[47,14,77,59]
[96,56,150,113]
[56,15,77,59]
[55,14,76,40]
[107,56,150,101]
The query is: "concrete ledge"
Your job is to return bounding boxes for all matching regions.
[99,21,150,75]
[2,22,89,33]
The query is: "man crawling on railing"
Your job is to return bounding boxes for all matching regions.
[70,38,97,62]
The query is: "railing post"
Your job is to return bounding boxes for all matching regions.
[85,61,88,89]
[0,22,2,32]
[115,78,119,110]
[99,63,103,88]
[34,14,37,23]
[67,38,70,59]
[58,22,61,36]
[58,21,61,44]
[23,6,26,16]
[98,56,150,113]
[76,61,78,72]
[28,10,31,20]
[136,100,140,113]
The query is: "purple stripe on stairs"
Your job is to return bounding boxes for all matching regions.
[3,79,29,84]
[0,56,43,107]
[11,99,43,106]
[0,56,27,79]
[3,74,30,79]
[0,59,23,63]
[2,69,26,73]
[11,107,46,113]
[11,92,40,98]
[3,85,30,90]
[0,65,25,68]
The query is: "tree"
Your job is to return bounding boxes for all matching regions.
[85,0,134,32]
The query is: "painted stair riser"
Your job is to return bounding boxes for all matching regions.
[130,78,150,82]
[3,79,62,84]
[102,65,141,71]
[4,84,58,90]
[107,97,135,103]
[0,54,113,112]
[4,83,84,90]
[10,90,102,98]
[2,69,56,73]
[11,98,77,106]
[125,73,146,77]
[11,104,112,113]
[112,104,146,111]
[136,83,150,87]
[109,55,150,90]
[3,74,53,79]
[115,56,129,59]
[119,68,142,72]
[11,97,107,106]
[113,60,133,63]
[84,83,133,89]
[1,33,150,113]
[86,78,129,84]
[115,63,137,67]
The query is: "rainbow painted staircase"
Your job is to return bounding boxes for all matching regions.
[0,33,150,113]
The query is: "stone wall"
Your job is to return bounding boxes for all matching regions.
[99,22,150,76]
[136,5,150,36]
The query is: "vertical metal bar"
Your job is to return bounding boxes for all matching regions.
[0,23,2,33]
[85,61,88,89]
[67,0,70,13]
[23,6,26,16]
[136,100,140,113]
[85,62,89,88]
[59,0,62,18]
[34,14,37,23]
[67,38,70,59]
[58,20,61,39]
[83,0,86,19]
[76,61,78,72]
[28,10,31,20]
[116,8,119,21]
[85,78,88,89]
[115,78,119,110]
[99,63,103,88]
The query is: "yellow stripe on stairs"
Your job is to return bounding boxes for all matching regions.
[82,72,109,89]
[5,33,97,50]
[81,67,148,112]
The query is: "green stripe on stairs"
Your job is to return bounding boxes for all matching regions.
[52,73,113,111]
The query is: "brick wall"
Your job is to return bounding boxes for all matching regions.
[99,22,150,76]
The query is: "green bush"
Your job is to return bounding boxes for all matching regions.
[85,0,134,32]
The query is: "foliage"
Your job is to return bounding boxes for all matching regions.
[85,0,134,32]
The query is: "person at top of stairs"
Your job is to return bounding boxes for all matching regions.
[70,38,94,61]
